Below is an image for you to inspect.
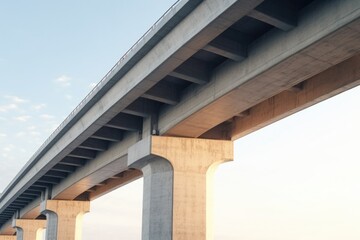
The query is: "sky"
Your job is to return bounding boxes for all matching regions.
[0,1,359,239]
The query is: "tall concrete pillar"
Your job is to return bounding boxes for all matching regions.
[129,136,233,240]
[12,219,46,240]
[0,236,16,240]
[40,200,90,240]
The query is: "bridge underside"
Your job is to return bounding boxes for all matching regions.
[1,0,360,236]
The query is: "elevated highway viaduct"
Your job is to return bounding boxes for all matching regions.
[1,0,360,239]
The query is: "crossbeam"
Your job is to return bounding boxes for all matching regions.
[248,0,296,31]
[203,37,247,61]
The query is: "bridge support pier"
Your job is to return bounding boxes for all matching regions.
[129,136,233,240]
[0,236,16,240]
[12,219,46,240]
[40,200,89,240]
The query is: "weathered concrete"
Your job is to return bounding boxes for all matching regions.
[0,0,261,219]
[51,133,139,200]
[0,236,16,240]
[130,157,173,240]
[12,219,46,240]
[129,136,233,240]
[161,0,360,137]
[1,0,360,234]
[230,53,360,139]
[0,220,14,236]
[40,200,89,240]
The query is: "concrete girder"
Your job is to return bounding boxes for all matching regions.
[58,157,87,167]
[10,200,28,204]
[16,197,33,202]
[67,149,97,160]
[23,191,40,196]
[105,113,143,132]
[87,169,142,201]
[58,158,85,169]
[7,204,24,208]
[36,177,60,185]
[202,53,360,139]
[142,81,180,105]
[203,36,247,61]
[122,98,160,118]
[18,199,42,223]
[44,171,68,179]
[0,218,15,235]
[51,134,139,200]
[248,0,297,31]
[78,138,108,152]
[231,53,360,139]
[20,193,37,198]
[29,183,51,189]
[51,165,76,174]
[168,58,210,84]
[161,0,360,138]
[91,127,123,142]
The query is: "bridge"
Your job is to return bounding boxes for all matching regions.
[1,0,360,239]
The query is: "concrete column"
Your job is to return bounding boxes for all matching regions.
[129,136,233,240]
[40,200,90,240]
[12,219,46,240]
[0,236,16,240]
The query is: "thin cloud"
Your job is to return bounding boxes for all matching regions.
[2,144,15,152]
[14,115,31,122]
[0,103,17,112]
[40,114,55,120]
[0,133,7,137]
[32,103,46,110]
[55,75,71,87]
[4,95,28,104]
[0,95,27,112]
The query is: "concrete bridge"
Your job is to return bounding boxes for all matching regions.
[1,0,360,239]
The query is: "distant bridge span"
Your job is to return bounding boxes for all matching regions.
[1,0,359,239]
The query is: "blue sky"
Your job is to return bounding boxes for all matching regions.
[0,0,176,188]
[1,1,359,239]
